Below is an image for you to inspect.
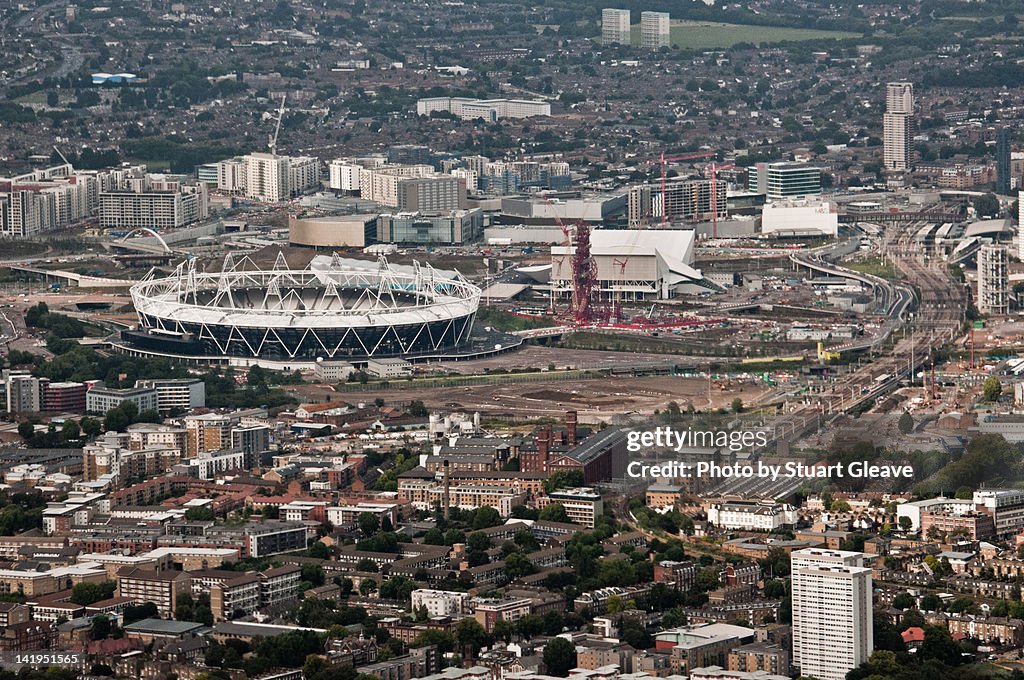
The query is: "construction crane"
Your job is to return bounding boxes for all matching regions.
[52,146,73,169]
[267,94,287,156]
[542,195,573,316]
[611,256,630,323]
[659,151,716,225]
[706,161,735,238]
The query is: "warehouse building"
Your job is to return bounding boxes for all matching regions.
[288,214,378,248]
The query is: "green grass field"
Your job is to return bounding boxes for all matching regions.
[844,258,903,281]
[630,20,860,49]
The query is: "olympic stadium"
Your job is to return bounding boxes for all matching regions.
[116,252,513,367]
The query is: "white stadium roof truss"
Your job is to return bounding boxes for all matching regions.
[129,254,481,360]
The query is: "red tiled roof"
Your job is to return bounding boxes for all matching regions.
[901,626,925,643]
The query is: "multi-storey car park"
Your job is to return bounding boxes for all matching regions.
[117,252,490,367]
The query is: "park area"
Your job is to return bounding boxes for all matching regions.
[632,20,860,49]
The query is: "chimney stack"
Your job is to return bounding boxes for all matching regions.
[443,459,451,522]
[566,410,578,446]
[537,427,552,471]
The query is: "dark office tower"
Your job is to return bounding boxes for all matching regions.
[997,127,1012,195]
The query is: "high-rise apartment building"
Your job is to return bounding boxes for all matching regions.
[1018,190,1024,260]
[99,183,209,230]
[354,165,463,211]
[328,161,362,193]
[602,8,631,46]
[0,163,103,238]
[640,12,670,49]
[978,244,1009,315]
[791,549,873,680]
[997,127,1012,194]
[244,153,291,202]
[6,374,40,414]
[217,154,319,202]
[886,82,914,115]
[883,82,914,172]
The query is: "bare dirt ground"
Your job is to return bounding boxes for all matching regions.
[307,374,771,423]
[425,346,690,374]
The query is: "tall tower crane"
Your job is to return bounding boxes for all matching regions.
[706,161,735,238]
[542,195,573,315]
[611,256,629,323]
[267,94,287,156]
[52,146,73,169]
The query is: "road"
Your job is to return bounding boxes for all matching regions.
[2,2,87,96]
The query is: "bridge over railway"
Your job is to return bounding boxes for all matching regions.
[4,265,133,289]
[839,209,963,224]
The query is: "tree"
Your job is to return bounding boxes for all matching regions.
[514,528,540,552]
[919,594,941,612]
[71,581,115,606]
[898,516,913,532]
[412,629,455,653]
[472,507,502,530]
[543,637,576,676]
[731,397,743,413]
[973,193,1000,218]
[247,365,268,391]
[61,420,80,441]
[763,579,786,598]
[455,618,490,658]
[539,503,570,523]
[919,625,964,665]
[302,564,325,587]
[542,610,565,636]
[80,416,102,438]
[358,512,379,537]
[443,528,466,545]
[897,412,913,434]
[123,602,158,623]
[193,592,214,626]
[423,528,445,545]
[543,470,584,493]
[356,559,379,573]
[175,592,195,621]
[103,401,138,432]
[983,376,1002,402]
[695,568,720,592]
[467,531,491,553]
[90,614,112,641]
[17,422,35,441]
[308,541,331,559]
[892,592,915,610]
[505,552,536,579]
[359,579,377,596]
[185,506,216,522]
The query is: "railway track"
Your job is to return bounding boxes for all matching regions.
[771,221,966,444]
